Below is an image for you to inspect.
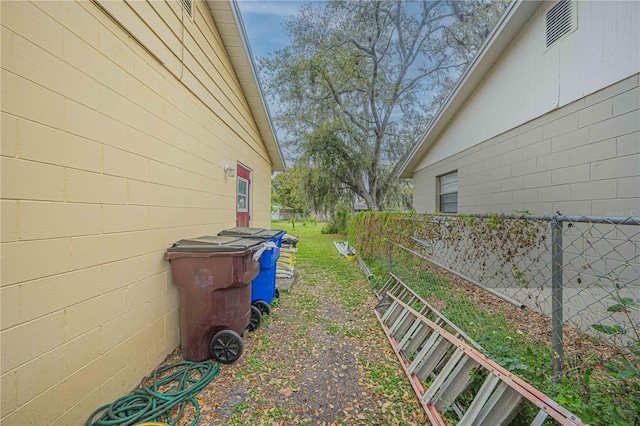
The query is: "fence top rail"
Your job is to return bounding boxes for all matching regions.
[392,212,640,226]
[385,239,526,309]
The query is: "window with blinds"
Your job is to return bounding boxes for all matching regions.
[438,171,458,213]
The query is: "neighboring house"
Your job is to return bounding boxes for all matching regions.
[1,0,283,424]
[354,201,369,212]
[400,0,639,217]
[271,204,282,220]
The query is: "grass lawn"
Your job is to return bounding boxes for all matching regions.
[364,247,639,426]
[146,219,637,425]
[168,220,428,425]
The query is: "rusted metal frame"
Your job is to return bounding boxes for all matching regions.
[384,293,585,426]
[376,305,462,426]
[386,272,483,351]
[373,307,448,426]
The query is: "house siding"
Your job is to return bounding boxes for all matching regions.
[413,74,639,216]
[415,1,639,171]
[1,1,273,424]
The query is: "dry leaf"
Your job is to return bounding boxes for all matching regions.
[278,387,294,398]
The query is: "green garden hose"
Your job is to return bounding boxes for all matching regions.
[87,360,219,426]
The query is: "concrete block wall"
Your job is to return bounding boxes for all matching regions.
[412,74,639,345]
[413,73,639,218]
[1,1,274,424]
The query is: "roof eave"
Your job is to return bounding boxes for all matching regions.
[205,0,286,172]
[398,0,542,179]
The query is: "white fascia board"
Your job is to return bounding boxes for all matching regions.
[398,0,542,178]
[206,0,286,172]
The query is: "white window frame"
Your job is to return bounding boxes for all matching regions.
[237,177,249,213]
[438,171,458,213]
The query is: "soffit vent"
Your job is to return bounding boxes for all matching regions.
[180,0,193,19]
[545,0,576,48]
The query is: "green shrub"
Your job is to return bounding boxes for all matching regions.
[321,207,350,234]
[321,221,340,234]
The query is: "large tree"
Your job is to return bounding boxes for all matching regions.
[427,0,509,113]
[272,160,353,218]
[262,0,507,211]
[271,165,307,214]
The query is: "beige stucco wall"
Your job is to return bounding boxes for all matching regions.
[413,74,640,217]
[1,1,274,424]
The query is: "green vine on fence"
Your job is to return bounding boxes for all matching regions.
[350,212,640,425]
[591,272,640,381]
[349,211,547,288]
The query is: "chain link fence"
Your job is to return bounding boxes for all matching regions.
[396,214,637,345]
[353,211,639,424]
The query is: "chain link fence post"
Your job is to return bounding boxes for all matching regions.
[551,213,564,382]
[388,239,393,274]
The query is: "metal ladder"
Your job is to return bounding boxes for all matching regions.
[375,272,404,300]
[376,273,482,350]
[374,291,585,426]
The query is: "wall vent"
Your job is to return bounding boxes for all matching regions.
[545,0,576,48]
[180,0,193,19]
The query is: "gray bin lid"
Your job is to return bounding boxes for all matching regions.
[282,235,299,245]
[218,227,285,240]
[167,235,264,253]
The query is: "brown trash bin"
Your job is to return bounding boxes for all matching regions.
[166,236,265,363]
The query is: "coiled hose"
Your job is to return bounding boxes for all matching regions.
[87,360,219,426]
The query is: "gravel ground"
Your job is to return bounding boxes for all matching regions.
[155,228,428,426]
[102,224,634,426]
[140,235,626,426]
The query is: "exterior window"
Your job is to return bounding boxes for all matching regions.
[237,178,249,212]
[439,171,458,213]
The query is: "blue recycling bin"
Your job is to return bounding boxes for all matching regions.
[218,228,285,312]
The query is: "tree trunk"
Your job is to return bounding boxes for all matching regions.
[362,191,378,211]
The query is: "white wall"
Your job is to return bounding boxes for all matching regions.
[417,0,640,170]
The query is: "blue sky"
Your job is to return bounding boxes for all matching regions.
[236,1,309,161]
[236,1,306,59]
[235,0,438,163]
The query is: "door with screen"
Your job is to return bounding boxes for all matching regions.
[236,163,251,227]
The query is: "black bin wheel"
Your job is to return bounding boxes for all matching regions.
[274,288,280,299]
[247,305,262,332]
[210,330,243,364]
[253,300,271,316]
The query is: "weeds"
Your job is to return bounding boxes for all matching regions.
[325,324,361,338]
[363,248,638,425]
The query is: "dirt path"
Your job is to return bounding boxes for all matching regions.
[159,227,427,425]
